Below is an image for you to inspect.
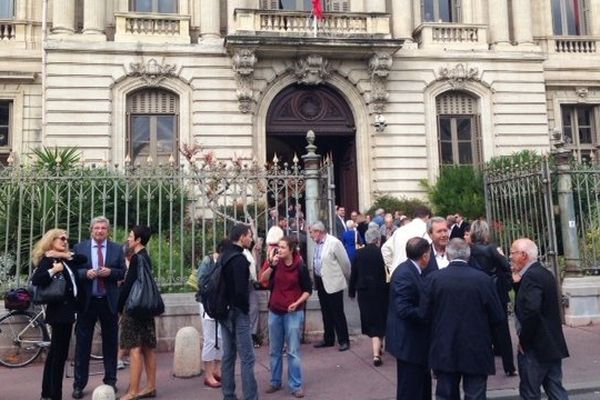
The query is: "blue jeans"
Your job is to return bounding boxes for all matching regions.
[518,351,568,400]
[220,308,258,400]
[268,310,304,392]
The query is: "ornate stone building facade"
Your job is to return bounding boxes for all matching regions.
[1,0,599,210]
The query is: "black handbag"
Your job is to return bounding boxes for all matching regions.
[124,257,165,318]
[32,274,67,305]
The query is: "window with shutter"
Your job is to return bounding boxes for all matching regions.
[436,91,481,167]
[127,89,179,165]
[131,0,178,13]
[422,0,460,22]
[552,0,589,35]
[327,0,350,12]
[561,104,599,163]
[261,0,281,9]
[0,100,11,165]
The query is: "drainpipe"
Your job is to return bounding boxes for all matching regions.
[41,0,48,143]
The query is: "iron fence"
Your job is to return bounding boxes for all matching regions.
[0,153,334,291]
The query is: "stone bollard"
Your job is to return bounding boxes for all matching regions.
[172,326,203,378]
[92,385,116,400]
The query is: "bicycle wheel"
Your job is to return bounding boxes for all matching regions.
[0,311,49,368]
[90,321,103,360]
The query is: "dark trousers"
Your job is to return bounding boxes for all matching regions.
[315,276,349,345]
[435,371,487,400]
[396,359,431,400]
[41,323,73,400]
[493,306,516,374]
[74,297,119,390]
[517,351,568,400]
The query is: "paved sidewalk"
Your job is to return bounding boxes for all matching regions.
[3,323,600,399]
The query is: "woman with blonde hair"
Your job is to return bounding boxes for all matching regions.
[31,229,86,400]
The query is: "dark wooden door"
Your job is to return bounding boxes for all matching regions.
[266,84,358,212]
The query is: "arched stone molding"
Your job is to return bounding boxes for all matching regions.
[423,79,495,183]
[254,72,374,209]
[110,76,192,166]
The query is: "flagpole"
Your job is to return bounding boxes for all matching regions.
[313,14,317,38]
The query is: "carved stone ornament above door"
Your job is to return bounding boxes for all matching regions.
[232,48,258,113]
[367,52,393,114]
[292,54,332,86]
[128,58,178,87]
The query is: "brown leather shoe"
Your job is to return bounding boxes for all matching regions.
[293,389,305,398]
[204,379,222,388]
[265,385,281,394]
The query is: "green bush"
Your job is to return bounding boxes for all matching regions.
[422,165,485,220]
[365,194,429,217]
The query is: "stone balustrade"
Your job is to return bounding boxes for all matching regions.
[232,8,392,38]
[415,22,489,50]
[0,22,16,40]
[554,36,597,53]
[114,12,190,43]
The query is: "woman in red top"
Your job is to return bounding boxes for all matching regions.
[260,236,312,398]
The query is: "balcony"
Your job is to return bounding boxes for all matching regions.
[553,36,598,53]
[0,21,16,40]
[232,9,392,39]
[415,22,489,51]
[114,12,190,44]
[226,9,402,60]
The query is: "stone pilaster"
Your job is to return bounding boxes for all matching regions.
[200,0,220,39]
[590,1,600,36]
[371,0,386,13]
[227,0,244,35]
[512,0,534,45]
[16,0,27,20]
[461,0,473,23]
[83,0,107,37]
[488,0,510,47]
[117,0,128,12]
[392,0,413,41]
[51,0,75,34]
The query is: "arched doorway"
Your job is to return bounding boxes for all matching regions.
[266,84,358,212]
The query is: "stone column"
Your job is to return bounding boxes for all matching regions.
[392,0,413,41]
[16,0,27,20]
[200,0,220,39]
[301,130,322,274]
[371,0,386,13]
[227,0,244,35]
[51,0,75,34]
[461,0,473,23]
[117,0,129,12]
[590,1,600,36]
[512,0,534,45]
[487,0,510,46]
[83,0,106,36]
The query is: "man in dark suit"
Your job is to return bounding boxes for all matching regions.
[423,216,449,277]
[335,206,347,239]
[422,238,505,400]
[450,213,467,239]
[510,238,569,400]
[386,237,433,400]
[72,216,125,399]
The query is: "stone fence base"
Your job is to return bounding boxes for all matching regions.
[563,276,600,326]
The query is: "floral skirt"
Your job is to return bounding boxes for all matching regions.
[120,313,157,349]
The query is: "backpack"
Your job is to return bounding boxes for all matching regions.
[197,252,243,320]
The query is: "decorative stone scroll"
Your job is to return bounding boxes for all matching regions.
[293,55,331,86]
[576,87,589,100]
[128,58,177,87]
[367,52,393,114]
[232,48,258,113]
[437,63,480,89]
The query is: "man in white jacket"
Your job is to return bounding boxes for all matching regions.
[309,221,352,351]
[381,207,432,277]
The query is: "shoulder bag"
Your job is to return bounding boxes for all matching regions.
[32,272,67,305]
[124,256,165,319]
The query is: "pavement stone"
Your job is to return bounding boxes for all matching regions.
[2,322,600,399]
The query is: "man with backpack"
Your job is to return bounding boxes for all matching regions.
[218,223,259,400]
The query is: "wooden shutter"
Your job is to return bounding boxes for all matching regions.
[261,0,280,9]
[128,89,178,114]
[327,0,350,12]
[436,91,476,115]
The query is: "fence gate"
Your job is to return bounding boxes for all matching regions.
[484,156,560,280]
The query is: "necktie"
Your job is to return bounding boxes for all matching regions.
[96,243,106,295]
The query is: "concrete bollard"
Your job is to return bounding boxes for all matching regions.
[172,326,203,378]
[92,385,116,400]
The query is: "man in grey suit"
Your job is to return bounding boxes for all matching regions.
[72,216,125,399]
[310,221,352,351]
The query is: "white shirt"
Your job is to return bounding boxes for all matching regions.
[381,218,431,275]
[410,259,422,275]
[433,247,449,269]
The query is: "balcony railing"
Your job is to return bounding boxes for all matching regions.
[415,22,489,50]
[233,9,392,38]
[554,36,597,53]
[114,12,190,43]
[0,21,16,40]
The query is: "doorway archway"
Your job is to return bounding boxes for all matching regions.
[266,84,358,212]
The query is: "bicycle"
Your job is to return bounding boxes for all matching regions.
[0,305,103,368]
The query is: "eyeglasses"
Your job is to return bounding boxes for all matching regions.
[57,236,69,242]
[509,250,524,256]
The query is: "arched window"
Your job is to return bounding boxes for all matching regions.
[552,0,590,35]
[436,91,481,166]
[422,0,461,22]
[131,0,177,13]
[127,89,179,165]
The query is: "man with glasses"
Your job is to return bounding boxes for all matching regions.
[72,216,125,399]
[510,238,569,400]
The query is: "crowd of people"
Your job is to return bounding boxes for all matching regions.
[29,204,570,400]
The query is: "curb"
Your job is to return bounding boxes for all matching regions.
[488,381,600,399]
